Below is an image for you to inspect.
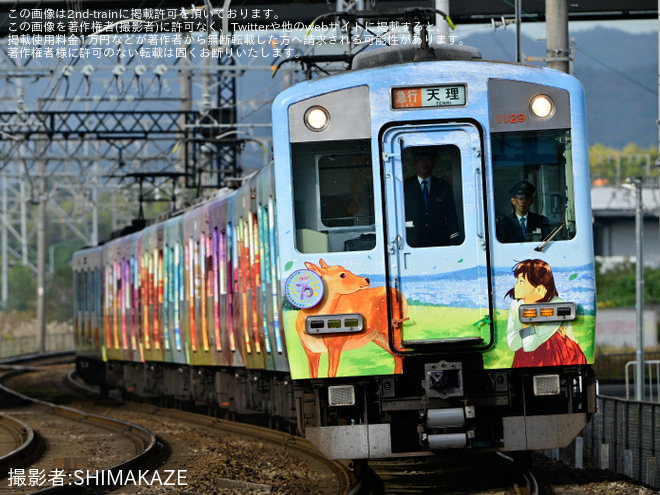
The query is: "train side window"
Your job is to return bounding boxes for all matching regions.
[188,237,198,352]
[155,248,163,350]
[79,270,85,312]
[174,242,182,351]
[267,199,284,348]
[492,129,576,244]
[200,236,210,352]
[291,139,375,253]
[121,258,128,350]
[163,246,171,352]
[226,223,237,352]
[145,252,153,350]
[130,256,137,350]
[92,269,97,313]
[113,262,121,349]
[96,267,102,336]
[115,261,121,349]
[236,217,253,354]
[104,264,112,347]
[257,207,272,353]
[212,229,222,352]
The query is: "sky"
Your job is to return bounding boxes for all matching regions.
[453,18,658,40]
[569,19,658,34]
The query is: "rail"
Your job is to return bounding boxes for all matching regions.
[122,402,356,495]
[0,365,162,493]
[0,413,42,479]
[624,360,660,401]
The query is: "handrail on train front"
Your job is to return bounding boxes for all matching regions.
[624,360,660,401]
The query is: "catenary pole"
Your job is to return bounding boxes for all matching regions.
[36,151,47,354]
[635,177,645,401]
[2,175,7,307]
[546,0,569,73]
[436,0,449,37]
[515,0,522,63]
[657,0,660,277]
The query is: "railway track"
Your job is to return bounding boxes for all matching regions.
[0,413,43,478]
[362,451,537,495]
[11,355,636,495]
[105,401,355,495]
[65,369,532,494]
[0,361,162,494]
[0,356,355,494]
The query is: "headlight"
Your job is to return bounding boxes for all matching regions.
[304,106,330,132]
[529,94,555,120]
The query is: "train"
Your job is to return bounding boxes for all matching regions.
[74,32,597,461]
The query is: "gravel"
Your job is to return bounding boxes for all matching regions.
[533,454,658,495]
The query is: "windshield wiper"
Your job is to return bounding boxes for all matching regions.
[534,221,566,252]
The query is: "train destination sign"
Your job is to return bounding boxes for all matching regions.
[392,85,466,109]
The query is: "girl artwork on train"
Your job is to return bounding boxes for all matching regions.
[505,258,588,368]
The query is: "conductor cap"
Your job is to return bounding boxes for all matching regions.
[510,180,536,197]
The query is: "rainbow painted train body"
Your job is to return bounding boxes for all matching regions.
[75,43,596,460]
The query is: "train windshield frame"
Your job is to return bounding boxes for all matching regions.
[492,128,576,244]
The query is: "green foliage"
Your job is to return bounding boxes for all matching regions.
[595,259,660,308]
[590,143,659,185]
[45,265,73,322]
[590,143,659,307]
[52,240,85,268]
[3,263,73,322]
[6,265,36,313]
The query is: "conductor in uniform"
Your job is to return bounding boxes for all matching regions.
[497,180,550,243]
[404,147,461,247]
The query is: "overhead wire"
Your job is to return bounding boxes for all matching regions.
[493,0,655,93]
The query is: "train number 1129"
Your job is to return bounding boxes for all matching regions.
[497,113,526,124]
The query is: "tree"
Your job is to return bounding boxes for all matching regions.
[6,265,36,313]
[45,265,73,322]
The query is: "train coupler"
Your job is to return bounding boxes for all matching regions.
[422,360,464,399]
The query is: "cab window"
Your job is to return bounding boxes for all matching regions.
[492,129,576,243]
[291,139,375,253]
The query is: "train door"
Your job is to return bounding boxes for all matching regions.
[381,123,493,348]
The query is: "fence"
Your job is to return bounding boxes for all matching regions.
[555,396,660,489]
[625,360,660,401]
[0,333,74,358]
[595,351,660,382]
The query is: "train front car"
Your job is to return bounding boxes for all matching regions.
[273,45,596,460]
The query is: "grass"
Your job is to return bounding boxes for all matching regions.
[283,308,597,378]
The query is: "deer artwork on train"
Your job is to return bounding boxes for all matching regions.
[296,259,407,378]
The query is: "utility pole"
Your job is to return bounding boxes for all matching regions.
[36,150,47,354]
[515,0,522,63]
[436,0,449,37]
[657,0,660,275]
[546,0,570,73]
[635,177,645,401]
[1,176,7,307]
